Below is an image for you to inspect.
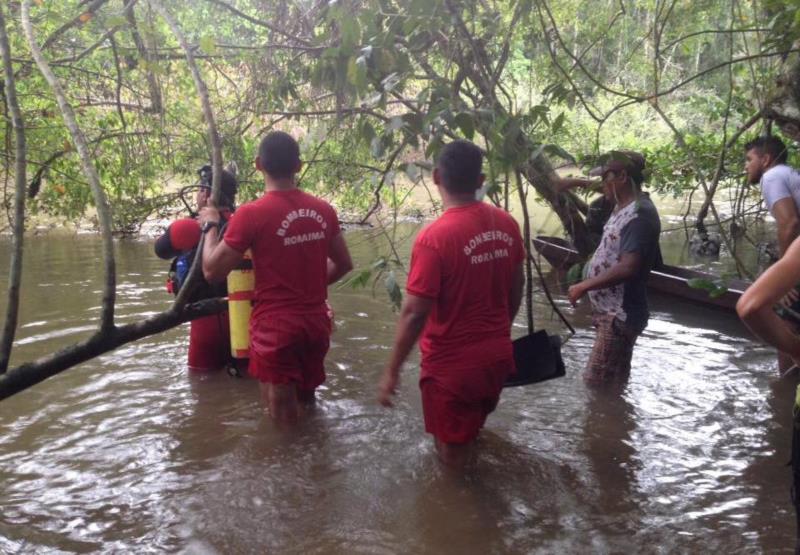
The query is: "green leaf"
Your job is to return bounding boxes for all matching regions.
[359,120,376,144]
[687,277,715,292]
[346,55,367,92]
[375,49,396,73]
[454,112,475,139]
[552,112,565,133]
[339,17,361,52]
[385,270,403,310]
[425,137,443,159]
[371,136,386,158]
[708,286,729,299]
[106,15,128,27]
[566,263,585,285]
[340,267,372,290]
[199,35,217,55]
[543,144,576,163]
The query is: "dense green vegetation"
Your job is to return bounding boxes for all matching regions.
[1,0,797,235]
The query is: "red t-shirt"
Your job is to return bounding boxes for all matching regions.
[223,188,340,318]
[406,201,525,376]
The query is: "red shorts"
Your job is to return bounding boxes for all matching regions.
[419,358,513,444]
[248,312,331,392]
[188,312,231,371]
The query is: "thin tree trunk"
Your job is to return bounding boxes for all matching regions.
[21,0,117,334]
[516,171,534,334]
[123,0,163,114]
[0,4,27,374]
[150,0,224,310]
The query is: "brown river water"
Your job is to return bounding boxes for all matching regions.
[0,218,796,553]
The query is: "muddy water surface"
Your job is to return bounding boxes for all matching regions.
[0,222,795,553]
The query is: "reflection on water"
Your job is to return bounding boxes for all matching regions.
[0,224,795,552]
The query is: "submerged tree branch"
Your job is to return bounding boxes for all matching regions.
[0,299,227,401]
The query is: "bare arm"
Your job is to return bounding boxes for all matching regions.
[737,237,800,360]
[568,252,642,306]
[198,206,243,282]
[772,197,800,256]
[378,293,434,406]
[508,262,524,322]
[327,232,353,284]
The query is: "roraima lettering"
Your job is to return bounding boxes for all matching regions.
[470,248,510,265]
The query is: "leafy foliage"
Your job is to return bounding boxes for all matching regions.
[0,0,795,247]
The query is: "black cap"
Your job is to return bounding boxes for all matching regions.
[198,165,238,206]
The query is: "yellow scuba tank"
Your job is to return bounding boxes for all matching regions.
[227,250,254,359]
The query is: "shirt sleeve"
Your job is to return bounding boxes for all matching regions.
[762,166,792,211]
[406,239,441,299]
[620,216,657,256]
[222,204,255,253]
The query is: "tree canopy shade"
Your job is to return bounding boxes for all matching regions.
[1,0,800,397]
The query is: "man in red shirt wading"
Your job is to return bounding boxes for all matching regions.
[200,132,353,424]
[378,140,525,468]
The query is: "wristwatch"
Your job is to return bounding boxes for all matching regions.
[201,221,220,234]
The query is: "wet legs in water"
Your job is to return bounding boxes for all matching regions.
[259,381,316,425]
[435,438,474,469]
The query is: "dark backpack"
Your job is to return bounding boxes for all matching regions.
[166,221,229,301]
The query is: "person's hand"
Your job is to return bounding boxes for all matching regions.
[779,288,800,308]
[198,201,220,226]
[378,369,399,407]
[568,283,586,307]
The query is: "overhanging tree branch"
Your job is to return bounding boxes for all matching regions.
[150,0,224,310]
[0,298,227,401]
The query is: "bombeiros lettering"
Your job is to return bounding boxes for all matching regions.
[276,209,328,237]
[462,229,514,256]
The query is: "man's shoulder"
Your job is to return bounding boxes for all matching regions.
[763,164,797,184]
[635,195,660,220]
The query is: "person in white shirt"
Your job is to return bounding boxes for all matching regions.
[745,136,800,257]
[744,135,799,372]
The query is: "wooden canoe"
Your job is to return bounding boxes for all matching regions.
[532,235,750,312]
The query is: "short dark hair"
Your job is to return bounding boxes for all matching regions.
[437,140,483,193]
[745,136,788,165]
[258,131,301,179]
